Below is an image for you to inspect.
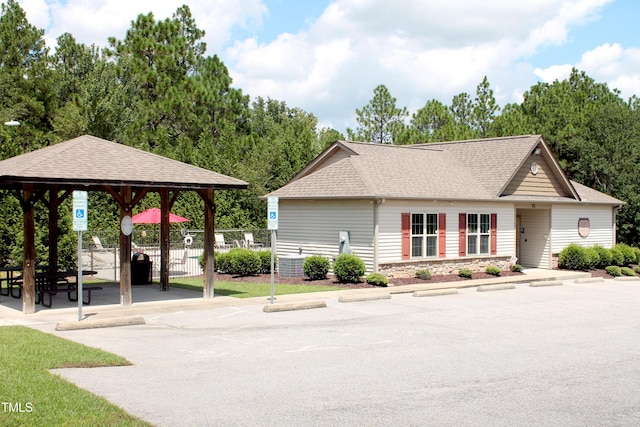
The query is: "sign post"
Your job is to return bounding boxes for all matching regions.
[267,197,278,304]
[73,191,88,321]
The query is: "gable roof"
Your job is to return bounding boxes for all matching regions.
[267,135,623,206]
[0,135,247,191]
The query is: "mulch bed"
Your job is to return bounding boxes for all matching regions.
[214,270,527,289]
[214,268,623,289]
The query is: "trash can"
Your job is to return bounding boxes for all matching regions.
[131,253,152,285]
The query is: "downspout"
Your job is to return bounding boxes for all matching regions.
[613,206,618,246]
[373,199,383,272]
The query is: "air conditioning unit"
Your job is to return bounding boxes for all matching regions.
[278,254,305,278]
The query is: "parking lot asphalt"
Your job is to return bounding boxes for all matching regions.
[3,271,640,426]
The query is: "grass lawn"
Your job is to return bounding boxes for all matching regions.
[0,326,151,427]
[167,277,341,298]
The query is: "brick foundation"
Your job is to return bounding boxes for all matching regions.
[379,256,514,278]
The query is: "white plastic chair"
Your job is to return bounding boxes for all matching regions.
[214,233,232,251]
[243,233,263,250]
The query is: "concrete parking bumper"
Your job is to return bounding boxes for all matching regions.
[477,283,516,292]
[263,300,327,313]
[55,315,145,331]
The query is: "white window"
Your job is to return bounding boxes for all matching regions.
[411,213,438,258]
[467,213,490,255]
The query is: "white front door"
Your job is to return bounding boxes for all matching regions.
[517,209,551,268]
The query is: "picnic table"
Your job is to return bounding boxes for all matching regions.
[38,270,100,307]
[0,266,23,299]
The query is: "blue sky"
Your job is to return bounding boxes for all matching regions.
[532,0,636,66]
[19,0,640,133]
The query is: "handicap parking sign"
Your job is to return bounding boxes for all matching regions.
[72,191,88,231]
[267,197,278,230]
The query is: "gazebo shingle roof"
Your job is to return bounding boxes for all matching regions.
[0,135,247,190]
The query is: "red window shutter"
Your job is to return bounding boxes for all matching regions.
[458,213,466,257]
[490,213,497,255]
[438,213,446,258]
[401,213,410,260]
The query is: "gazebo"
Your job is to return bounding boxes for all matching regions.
[0,135,248,313]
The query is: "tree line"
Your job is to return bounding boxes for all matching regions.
[0,0,638,266]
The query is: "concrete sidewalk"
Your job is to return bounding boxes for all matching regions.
[0,268,590,326]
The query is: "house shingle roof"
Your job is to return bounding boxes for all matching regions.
[268,135,623,206]
[0,135,247,191]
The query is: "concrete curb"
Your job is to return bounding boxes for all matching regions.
[338,293,392,303]
[413,289,458,297]
[263,300,327,313]
[614,276,640,282]
[574,277,605,283]
[477,284,516,292]
[55,315,145,331]
[530,281,563,287]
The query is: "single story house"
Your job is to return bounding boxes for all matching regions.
[266,135,624,277]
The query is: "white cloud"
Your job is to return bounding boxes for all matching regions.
[580,43,640,98]
[224,0,619,130]
[16,0,638,132]
[535,42,640,99]
[20,0,266,52]
[534,64,574,82]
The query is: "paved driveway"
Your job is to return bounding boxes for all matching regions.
[29,279,640,426]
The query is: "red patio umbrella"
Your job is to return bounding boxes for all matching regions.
[131,207,190,224]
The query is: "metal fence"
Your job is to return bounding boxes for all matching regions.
[84,228,271,281]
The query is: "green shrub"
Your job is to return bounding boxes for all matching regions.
[615,243,636,265]
[214,252,233,274]
[633,247,640,264]
[605,265,621,277]
[584,247,600,269]
[458,269,473,279]
[485,266,501,276]
[558,243,588,270]
[635,266,640,275]
[303,255,331,280]
[229,248,261,276]
[510,264,523,272]
[592,245,612,269]
[610,247,625,266]
[257,250,276,274]
[621,267,635,276]
[366,273,389,286]
[333,253,366,283]
[415,269,432,280]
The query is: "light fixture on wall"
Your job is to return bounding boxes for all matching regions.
[532,148,541,155]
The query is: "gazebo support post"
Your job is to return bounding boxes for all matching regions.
[160,189,170,291]
[21,184,36,314]
[119,187,133,306]
[48,189,59,271]
[202,189,215,299]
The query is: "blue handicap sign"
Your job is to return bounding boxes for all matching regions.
[75,209,85,219]
[269,211,277,220]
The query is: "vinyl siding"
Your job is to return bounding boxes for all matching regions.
[503,151,569,197]
[378,200,515,263]
[551,205,615,251]
[276,199,375,270]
